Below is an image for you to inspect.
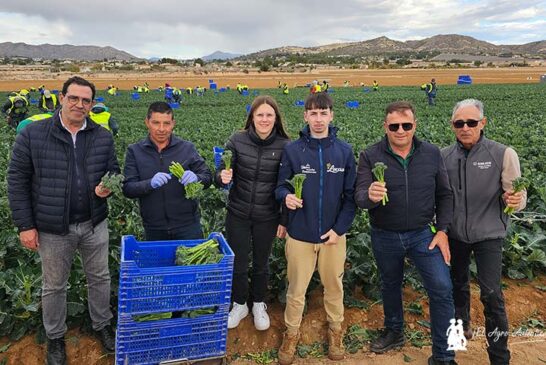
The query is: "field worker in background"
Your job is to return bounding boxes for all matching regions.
[89,103,119,136]
[422,78,438,106]
[19,88,31,100]
[107,85,117,96]
[373,80,379,91]
[2,93,29,128]
[310,80,322,94]
[215,95,290,332]
[7,76,120,364]
[122,101,212,241]
[172,88,183,103]
[39,89,59,113]
[275,92,356,365]
[196,86,205,96]
[186,86,193,95]
[282,83,289,95]
[16,112,53,134]
[441,99,526,365]
[322,80,330,92]
[355,101,456,365]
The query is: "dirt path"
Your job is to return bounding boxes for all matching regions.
[1,276,544,364]
[0,67,545,91]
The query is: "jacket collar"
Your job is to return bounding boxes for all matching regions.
[51,110,98,142]
[299,125,337,147]
[456,131,485,151]
[248,125,278,146]
[143,134,182,150]
[380,135,422,152]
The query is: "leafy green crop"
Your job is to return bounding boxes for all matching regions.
[372,162,388,205]
[100,171,124,195]
[504,176,530,215]
[222,150,233,170]
[287,173,306,199]
[175,238,223,265]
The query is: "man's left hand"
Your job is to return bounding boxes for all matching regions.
[428,231,451,265]
[320,229,340,245]
[95,182,111,198]
[180,170,199,186]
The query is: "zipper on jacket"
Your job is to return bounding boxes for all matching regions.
[463,155,470,242]
[159,152,170,227]
[457,159,462,190]
[404,167,409,229]
[318,143,324,240]
[249,146,264,217]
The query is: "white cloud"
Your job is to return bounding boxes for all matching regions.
[0,0,544,58]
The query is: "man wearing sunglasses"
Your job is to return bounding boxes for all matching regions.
[8,76,119,365]
[441,99,526,365]
[355,101,456,365]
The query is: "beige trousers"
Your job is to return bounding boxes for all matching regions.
[284,234,346,333]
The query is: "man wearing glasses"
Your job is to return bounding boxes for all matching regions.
[8,76,119,365]
[355,101,457,365]
[441,99,526,365]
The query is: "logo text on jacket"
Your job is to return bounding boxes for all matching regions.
[326,163,345,174]
[472,161,492,170]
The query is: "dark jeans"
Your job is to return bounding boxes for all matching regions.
[371,226,455,361]
[450,238,510,365]
[145,221,203,241]
[225,212,278,304]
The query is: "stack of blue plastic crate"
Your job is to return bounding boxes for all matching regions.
[116,232,234,365]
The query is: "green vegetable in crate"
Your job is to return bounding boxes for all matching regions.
[175,238,224,265]
[504,176,529,215]
[222,150,233,170]
[179,307,216,318]
[133,312,172,322]
[287,173,306,200]
[100,171,124,195]
[372,162,389,206]
[169,160,204,199]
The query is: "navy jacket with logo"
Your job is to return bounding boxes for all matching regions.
[275,126,356,243]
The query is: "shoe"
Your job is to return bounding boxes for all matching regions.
[47,337,67,365]
[463,323,473,340]
[370,328,405,353]
[278,330,300,365]
[327,327,345,361]
[428,355,458,365]
[227,302,248,329]
[95,325,115,353]
[252,302,270,331]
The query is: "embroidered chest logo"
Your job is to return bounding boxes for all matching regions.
[326,163,345,174]
[300,163,316,174]
[472,161,492,170]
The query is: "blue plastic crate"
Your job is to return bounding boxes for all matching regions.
[118,233,234,315]
[116,306,228,365]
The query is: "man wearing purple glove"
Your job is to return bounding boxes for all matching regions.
[123,101,212,240]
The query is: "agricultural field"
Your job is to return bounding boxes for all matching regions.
[0,82,545,364]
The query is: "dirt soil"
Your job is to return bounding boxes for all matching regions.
[1,276,545,365]
[0,67,545,91]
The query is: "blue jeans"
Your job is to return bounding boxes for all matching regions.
[145,221,203,241]
[371,226,455,361]
[39,219,112,339]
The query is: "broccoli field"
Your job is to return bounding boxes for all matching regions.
[0,82,545,341]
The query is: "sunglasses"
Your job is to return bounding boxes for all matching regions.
[452,119,480,129]
[66,95,93,107]
[387,123,414,132]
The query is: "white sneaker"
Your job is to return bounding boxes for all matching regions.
[227,302,248,329]
[252,302,270,331]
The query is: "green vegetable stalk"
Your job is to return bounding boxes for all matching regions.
[169,161,204,199]
[100,172,124,195]
[287,174,306,200]
[222,150,233,170]
[372,162,389,206]
[504,176,529,215]
[176,238,224,265]
[133,312,172,322]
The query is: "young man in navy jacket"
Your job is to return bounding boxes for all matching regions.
[275,92,356,365]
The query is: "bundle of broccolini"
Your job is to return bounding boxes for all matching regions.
[100,172,124,195]
[169,161,204,199]
[504,176,529,215]
[287,173,306,200]
[372,162,389,206]
[175,238,223,265]
[222,150,233,170]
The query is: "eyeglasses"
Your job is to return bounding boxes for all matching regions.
[452,119,480,129]
[387,123,414,132]
[65,95,93,107]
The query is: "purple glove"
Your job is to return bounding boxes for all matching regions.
[151,172,171,189]
[180,170,199,186]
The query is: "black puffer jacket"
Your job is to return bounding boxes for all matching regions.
[8,110,119,235]
[215,127,289,223]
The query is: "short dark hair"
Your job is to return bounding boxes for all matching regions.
[304,92,333,110]
[384,101,416,121]
[147,101,173,120]
[62,76,96,100]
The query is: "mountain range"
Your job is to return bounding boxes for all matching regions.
[0,34,544,62]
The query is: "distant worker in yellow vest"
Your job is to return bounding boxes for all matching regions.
[372,80,379,91]
[16,112,53,134]
[107,85,118,96]
[19,89,31,100]
[39,90,59,113]
[186,87,193,95]
[322,80,329,92]
[282,83,289,95]
[310,82,322,94]
[89,103,119,136]
[2,94,29,128]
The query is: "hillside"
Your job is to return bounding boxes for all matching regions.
[0,42,137,61]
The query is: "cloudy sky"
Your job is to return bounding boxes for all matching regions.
[0,0,544,59]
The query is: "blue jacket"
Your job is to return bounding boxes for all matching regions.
[122,135,212,230]
[275,126,356,243]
